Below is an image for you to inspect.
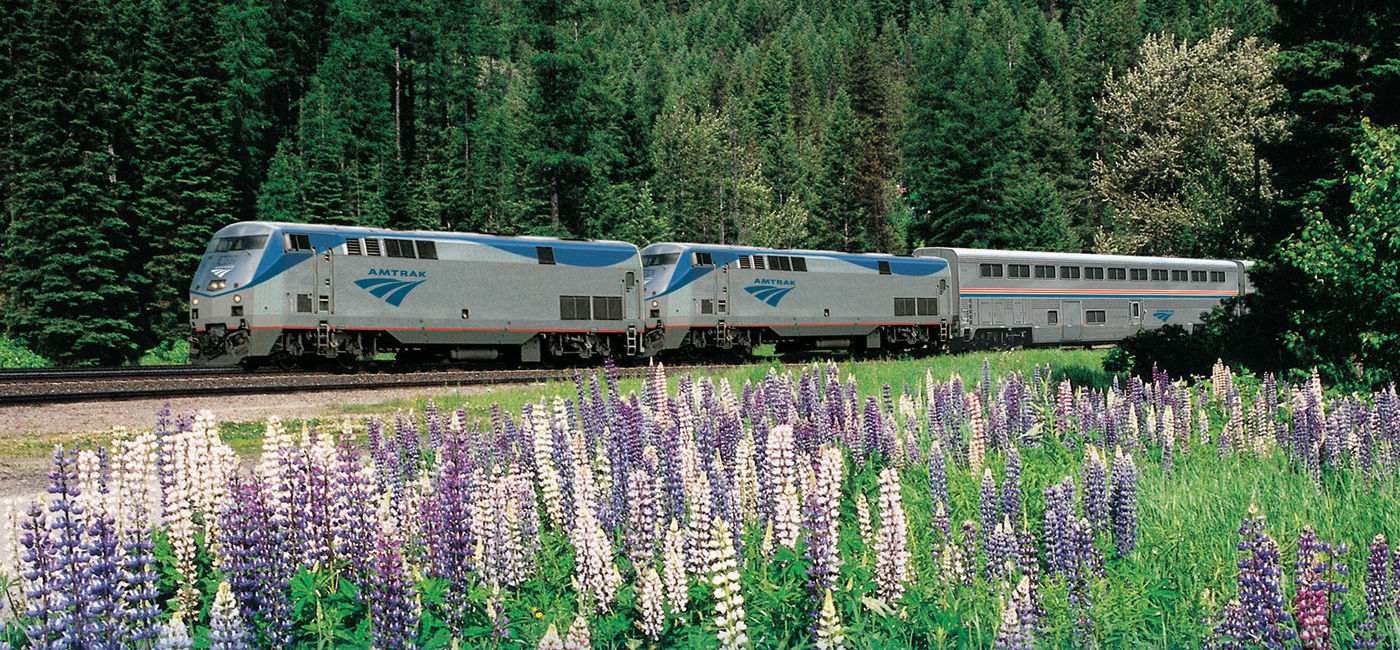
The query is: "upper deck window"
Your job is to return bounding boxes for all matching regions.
[385,239,418,259]
[1084,267,1105,280]
[979,263,1002,278]
[209,234,268,253]
[1191,270,1207,282]
[642,253,680,267]
[1108,267,1126,280]
[1151,269,1169,281]
[1034,265,1055,279]
[1008,264,1030,278]
[1171,269,1188,282]
[283,234,313,252]
[1060,266,1081,279]
[1130,268,1148,281]
[1210,271,1227,283]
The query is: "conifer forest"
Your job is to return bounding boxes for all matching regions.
[1,0,1398,386]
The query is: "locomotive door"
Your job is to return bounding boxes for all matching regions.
[717,264,729,316]
[314,249,333,314]
[1061,300,1082,341]
[624,271,638,319]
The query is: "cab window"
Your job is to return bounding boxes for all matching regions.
[210,234,269,253]
[643,253,680,267]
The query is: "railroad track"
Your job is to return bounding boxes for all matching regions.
[0,362,750,405]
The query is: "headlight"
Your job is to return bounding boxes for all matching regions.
[651,300,658,307]
[191,297,199,306]
[232,294,242,303]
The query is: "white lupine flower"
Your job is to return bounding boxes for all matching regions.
[564,615,591,650]
[636,565,666,639]
[873,467,910,607]
[706,516,748,649]
[156,611,193,650]
[663,518,689,614]
[815,589,845,650]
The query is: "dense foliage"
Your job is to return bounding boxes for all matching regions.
[6,360,1400,647]
[0,0,1395,381]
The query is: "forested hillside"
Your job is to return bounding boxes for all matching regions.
[1,0,1396,380]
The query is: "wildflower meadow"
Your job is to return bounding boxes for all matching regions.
[4,358,1400,648]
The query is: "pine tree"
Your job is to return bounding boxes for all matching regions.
[133,0,239,340]
[808,89,863,252]
[846,26,903,253]
[1,0,143,364]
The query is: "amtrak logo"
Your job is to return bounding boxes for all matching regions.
[744,278,796,307]
[1152,310,1174,323]
[355,276,426,307]
[210,267,233,278]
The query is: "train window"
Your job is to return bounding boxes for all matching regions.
[894,297,915,316]
[979,263,1002,278]
[1047,310,1058,325]
[917,297,938,316]
[1191,270,1207,282]
[1108,267,1126,280]
[416,241,438,260]
[560,295,590,320]
[1060,266,1081,279]
[461,309,470,319]
[752,255,766,270]
[210,234,269,253]
[1130,268,1148,281]
[1210,271,1227,283]
[1151,269,1169,281]
[1085,310,1106,323]
[1085,267,1105,280]
[364,238,382,256]
[642,253,679,267]
[537,246,556,265]
[593,296,623,320]
[625,271,635,288]
[1132,302,1141,319]
[878,260,892,275]
[792,257,807,272]
[283,233,313,252]
[345,239,363,256]
[1034,265,1055,279]
[1008,264,1030,278]
[385,239,417,259]
[738,256,752,269]
[693,252,714,266]
[1171,269,1188,282]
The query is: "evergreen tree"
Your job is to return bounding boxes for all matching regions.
[1,0,143,364]
[809,90,863,252]
[845,26,903,253]
[133,0,239,340]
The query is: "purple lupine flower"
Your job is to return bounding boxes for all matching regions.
[1016,524,1046,630]
[1108,448,1138,557]
[802,448,843,621]
[1218,513,1295,649]
[120,510,161,645]
[1081,446,1108,532]
[1068,517,1103,646]
[218,476,294,646]
[930,502,952,560]
[30,446,87,649]
[423,425,476,624]
[1002,446,1023,528]
[368,534,419,650]
[928,440,948,511]
[21,499,58,649]
[79,506,123,650]
[331,432,376,576]
[1292,526,1348,650]
[625,466,659,575]
[979,468,1000,562]
[985,515,1016,584]
[1043,478,1076,577]
[1356,534,1390,649]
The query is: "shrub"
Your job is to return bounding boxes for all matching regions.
[0,335,49,368]
[138,338,190,366]
[1105,324,1217,380]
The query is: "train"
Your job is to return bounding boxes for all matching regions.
[187,221,1254,368]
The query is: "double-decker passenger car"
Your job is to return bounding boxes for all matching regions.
[912,247,1254,349]
[189,222,646,367]
[641,243,954,355]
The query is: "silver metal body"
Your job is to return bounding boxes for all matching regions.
[641,243,954,353]
[189,222,645,366]
[912,247,1255,348]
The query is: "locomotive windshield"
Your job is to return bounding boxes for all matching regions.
[208,234,268,253]
[642,253,680,267]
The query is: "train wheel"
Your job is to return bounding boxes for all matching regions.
[271,351,297,371]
